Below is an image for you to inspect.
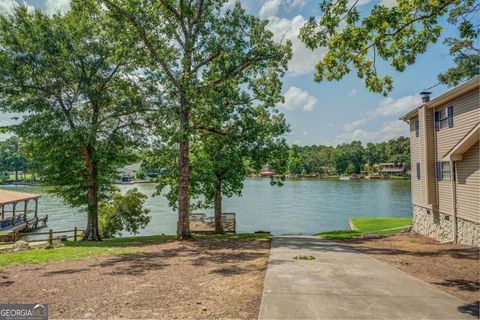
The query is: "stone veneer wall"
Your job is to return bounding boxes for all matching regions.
[456,217,480,247]
[413,205,453,243]
[413,204,480,247]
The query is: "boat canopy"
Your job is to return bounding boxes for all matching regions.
[0,189,41,206]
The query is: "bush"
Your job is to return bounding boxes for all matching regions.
[99,188,151,238]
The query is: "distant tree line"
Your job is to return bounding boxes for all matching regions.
[287,137,410,176]
[0,136,42,181]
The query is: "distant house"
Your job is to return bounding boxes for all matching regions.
[259,169,275,177]
[401,77,479,247]
[379,163,405,176]
[118,163,141,183]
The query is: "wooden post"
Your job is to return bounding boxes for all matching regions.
[1,205,4,220]
[23,200,28,223]
[12,203,16,226]
[74,227,78,241]
[34,198,38,218]
[48,229,53,246]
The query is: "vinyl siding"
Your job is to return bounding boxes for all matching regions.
[438,181,453,215]
[410,115,425,206]
[456,142,480,223]
[435,90,479,157]
[435,89,479,216]
[424,108,437,205]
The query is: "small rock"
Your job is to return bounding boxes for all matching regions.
[202,308,207,311]
[12,240,30,252]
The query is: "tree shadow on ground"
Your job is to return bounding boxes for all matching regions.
[434,279,480,292]
[340,237,479,260]
[42,268,89,277]
[0,280,14,287]
[94,251,171,276]
[92,239,269,277]
[65,235,177,249]
[458,301,479,318]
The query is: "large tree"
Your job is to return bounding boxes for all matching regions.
[0,3,149,240]
[102,0,292,239]
[300,0,479,95]
[195,106,289,233]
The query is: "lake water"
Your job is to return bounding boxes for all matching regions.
[0,178,412,236]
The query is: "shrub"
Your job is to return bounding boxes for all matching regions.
[99,188,151,238]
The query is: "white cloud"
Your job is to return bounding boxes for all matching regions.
[379,0,397,8]
[335,120,408,144]
[286,0,306,11]
[44,0,70,15]
[260,0,306,18]
[341,94,420,130]
[259,0,281,18]
[267,15,325,76]
[344,118,367,131]
[222,0,237,11]
[347,88,357,97]
[0,0,34,16]
[279,86,317,112]
[302,130,307,135]
[336,93,419,143]
[367,94,421,117]
[0,0,16,15]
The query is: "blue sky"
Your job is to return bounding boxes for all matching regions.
[0,0,460,145]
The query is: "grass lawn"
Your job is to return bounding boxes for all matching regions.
[0,233,271,269]
[317,217,412,240]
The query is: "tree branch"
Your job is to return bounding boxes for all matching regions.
[196,53,277,94]
[101,0,181,91]
[191,51,222,74]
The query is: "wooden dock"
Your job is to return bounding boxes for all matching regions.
[189,212,236,234]
[0,189,48,241]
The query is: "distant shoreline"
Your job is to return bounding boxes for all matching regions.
[1,175,410,187]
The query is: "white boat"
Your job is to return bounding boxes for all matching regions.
[339,176,351,181]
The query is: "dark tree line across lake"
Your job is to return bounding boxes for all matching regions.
[1,135,411,181]
[286,137,410,176]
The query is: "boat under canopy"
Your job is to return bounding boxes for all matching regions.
[0,189,47,236]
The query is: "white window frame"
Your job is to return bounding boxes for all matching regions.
[438,107,449,129]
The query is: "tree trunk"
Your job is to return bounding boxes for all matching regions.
[177,106,191,240]
[214,177,224,234]
[15,170,18,181]
[82,146,101,241]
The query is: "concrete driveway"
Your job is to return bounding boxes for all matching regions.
[259,236,477,320]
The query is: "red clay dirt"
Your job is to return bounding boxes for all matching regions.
[0,239,270,319]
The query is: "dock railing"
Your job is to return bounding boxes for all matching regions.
[7,227,85,245]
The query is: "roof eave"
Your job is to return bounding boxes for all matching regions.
[400,108,420,121]
[443,122,480,161]
[400,76,479,121]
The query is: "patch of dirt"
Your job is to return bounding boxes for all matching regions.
[0,239,270,319]
[343,233,479,314]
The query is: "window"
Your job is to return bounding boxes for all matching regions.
[415,119,419,137]
[435,106,453,131]
[416,162,421,180]
[436,161,451,181]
